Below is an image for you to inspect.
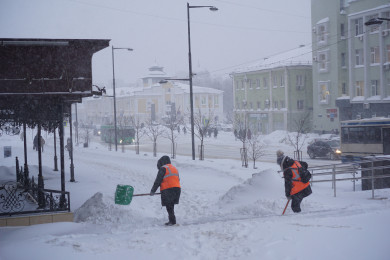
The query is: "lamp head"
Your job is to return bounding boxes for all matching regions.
[365,18,383,26]
[209,6,218,11]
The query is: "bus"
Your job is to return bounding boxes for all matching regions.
[100,125,135,145]
[340,117,390,162]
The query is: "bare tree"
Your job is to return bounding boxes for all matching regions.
[145,119,166,157]
[79,123,92,147]
[234,113,249,167]
[130,115,145,155]
[193,108,215,160]
[286,113,311,160]
[163,108,183,159]
[247,132,266,169]
[117,115,132,153]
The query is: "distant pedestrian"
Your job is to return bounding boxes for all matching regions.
[65,138,72,159]
[214,128,218,138]
[150,155,181,226]
[33,135,45,152]
[183,126,187,134]
[276,150,312,213]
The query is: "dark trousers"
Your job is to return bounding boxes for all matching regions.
[291,185,312,213]
[166,204,176,224]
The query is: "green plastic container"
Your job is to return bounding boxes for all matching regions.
[115,184,134,205]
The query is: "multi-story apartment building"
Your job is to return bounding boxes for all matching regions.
[231,45,313,134]
[79,64,223,126]
[312,0,390,132]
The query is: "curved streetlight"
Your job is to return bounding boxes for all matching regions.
[187,2,218,160]
[112,46,133,151]
[365,17,390,26]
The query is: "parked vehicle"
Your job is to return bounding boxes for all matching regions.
[307,139,341,160]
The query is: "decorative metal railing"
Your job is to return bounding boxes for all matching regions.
[1,162,70,216]
[0,181,70,216]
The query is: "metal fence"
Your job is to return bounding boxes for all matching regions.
[309,157,390,198]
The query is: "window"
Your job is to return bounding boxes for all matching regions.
[249,102,253,109]
[257,101,261,109]
[317,22,328,44]
[356,81,364,96]
[370,46,380,64]
[256,79,261,89]
[263,78,268,89]
[340,23,345,38]
[248,79,253,89]
[342,82,347,95]
[318,50,329,71]
[265,99,270,108]
[319,82,330,104]
[235,81,240,90]
[384,12,390,30]
[274,101,278,109]
[273,75,278,87]
[241,80,245,90]
[371,80,380,96]
[201,96,206,105]
[355,18,363,36]
[296,75,304,88]
[355,49,364,66]
[297,100,304,110]
[341,52,346,67]
[280,100,285,108]
[387,45,390,63]
[280,75,284,87]
[214,96,219,106]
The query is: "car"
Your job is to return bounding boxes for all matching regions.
[307,139,341,160]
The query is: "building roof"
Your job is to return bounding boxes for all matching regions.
[232,45,312,74]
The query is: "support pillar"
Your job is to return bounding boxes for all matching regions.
[54,128,58,171]
[69,104,75,182]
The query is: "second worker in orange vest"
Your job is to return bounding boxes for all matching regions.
[150,155,181,226]
[277,150,312,213]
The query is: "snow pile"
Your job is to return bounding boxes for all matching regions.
[217,169,285,217]
[74,192,154,227]
[262,130,288,144]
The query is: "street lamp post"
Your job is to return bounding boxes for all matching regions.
[112,46,133,151]
[365,17,390,26]
[187,2,218,160]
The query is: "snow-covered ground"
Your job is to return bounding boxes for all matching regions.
[1,129,389,260]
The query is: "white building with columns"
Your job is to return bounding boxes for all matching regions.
[78,64,223,127]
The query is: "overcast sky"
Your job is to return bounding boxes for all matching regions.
[0,0,311,87]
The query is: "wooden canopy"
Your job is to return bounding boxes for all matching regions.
[0,38,109,130]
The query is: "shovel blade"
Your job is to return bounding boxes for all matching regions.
[115,184,134,205]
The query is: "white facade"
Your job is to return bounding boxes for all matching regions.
[78,65,223,126]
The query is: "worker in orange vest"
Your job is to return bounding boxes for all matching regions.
[150,155,181,226]
[277,150,312,213]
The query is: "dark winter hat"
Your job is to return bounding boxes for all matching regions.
[157,155,171,169]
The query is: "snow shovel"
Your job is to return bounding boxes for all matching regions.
[115,184,160,205]
[282,199,291,215]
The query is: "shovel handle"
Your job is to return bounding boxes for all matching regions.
[133,192,161,197]
[282,199,291,215]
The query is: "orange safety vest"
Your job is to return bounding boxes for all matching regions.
[290,161,310,195]
[160,164,181,191]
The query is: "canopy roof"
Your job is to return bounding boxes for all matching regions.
[0,38,110,130]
